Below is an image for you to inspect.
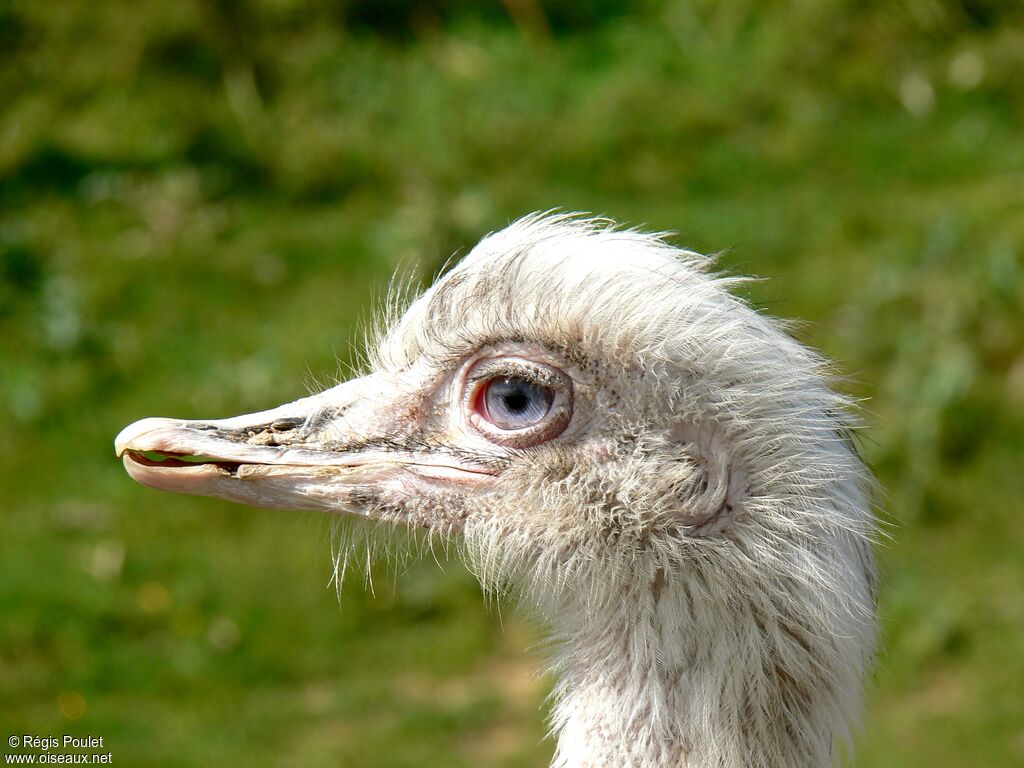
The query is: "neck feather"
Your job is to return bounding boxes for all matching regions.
[543,564,866,768]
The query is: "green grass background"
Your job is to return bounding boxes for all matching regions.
[2,1,1022,765]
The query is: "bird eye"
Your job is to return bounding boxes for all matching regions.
[464,357,573,448]
[481,377,554,430]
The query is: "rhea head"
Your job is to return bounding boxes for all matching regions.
[116,214,876,767]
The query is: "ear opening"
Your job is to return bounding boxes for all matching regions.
[669,423,745,532]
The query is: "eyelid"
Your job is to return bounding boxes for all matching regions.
[467,359,563,389]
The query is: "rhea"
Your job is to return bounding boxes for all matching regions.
[116,214,877,768]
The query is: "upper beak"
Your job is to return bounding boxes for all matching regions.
[115,377,495,515]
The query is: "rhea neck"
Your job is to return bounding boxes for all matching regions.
[540,567,834,768]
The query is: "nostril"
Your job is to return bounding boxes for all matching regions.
[233,418,307,447]
[271,419,303,432]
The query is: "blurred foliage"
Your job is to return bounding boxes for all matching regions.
[1,0,1023,766]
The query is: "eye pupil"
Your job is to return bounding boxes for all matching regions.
[504,392,527,412]
[482,376,554,430]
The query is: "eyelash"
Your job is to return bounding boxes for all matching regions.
[468,361,558,386]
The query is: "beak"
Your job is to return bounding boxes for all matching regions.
[115,376,495,516]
